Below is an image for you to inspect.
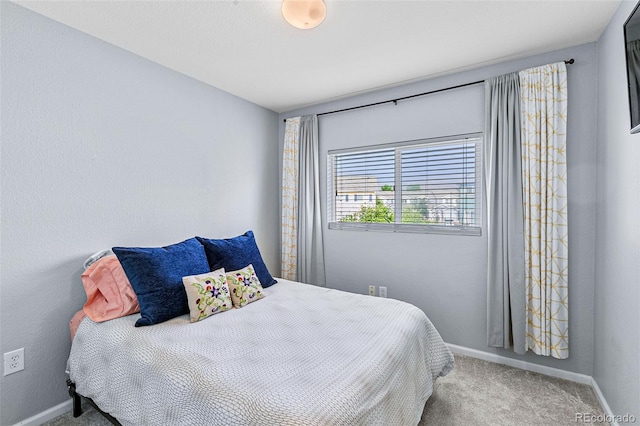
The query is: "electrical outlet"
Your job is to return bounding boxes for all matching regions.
[379,286,388,298]
[368,285,376,296]
[4,348,24,376]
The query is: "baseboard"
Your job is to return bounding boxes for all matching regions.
[12,400,71,426]
[446,342,592,384]
[591,378,620,426]
[446,343,620,425]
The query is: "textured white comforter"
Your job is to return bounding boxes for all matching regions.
[67,279,454,425]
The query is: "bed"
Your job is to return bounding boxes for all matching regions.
[67,278,454,425]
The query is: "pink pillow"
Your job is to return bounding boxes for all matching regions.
[69,310,87,341]
[81,255,139,322]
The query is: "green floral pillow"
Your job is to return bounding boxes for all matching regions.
[182,268,233,322]
[226,264,265,308]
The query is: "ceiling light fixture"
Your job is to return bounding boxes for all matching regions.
[281,0,326,30]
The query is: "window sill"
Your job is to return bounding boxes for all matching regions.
[328,222,482,236]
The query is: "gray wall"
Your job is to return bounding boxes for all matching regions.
[0,3,279,424]
[280,42,599,376]
[595,1,640,419]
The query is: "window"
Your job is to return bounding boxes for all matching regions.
[327,133,482,235]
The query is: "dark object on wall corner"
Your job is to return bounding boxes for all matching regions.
[624,1,640,134]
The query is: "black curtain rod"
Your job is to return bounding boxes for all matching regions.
[283,58,574,122]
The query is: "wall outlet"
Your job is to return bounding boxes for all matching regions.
[368,285,376,296]
[4,348,24,376]
[379,286,388,298]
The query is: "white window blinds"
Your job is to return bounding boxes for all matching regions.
[327,134,482,235]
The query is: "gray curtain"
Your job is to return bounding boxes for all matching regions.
[297,115,326,286]
[484,73,526,354]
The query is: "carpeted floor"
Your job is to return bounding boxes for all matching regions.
[45,354,608,426]
[420,354,608,425]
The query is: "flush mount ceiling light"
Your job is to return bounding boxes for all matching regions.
[281,0,326,30]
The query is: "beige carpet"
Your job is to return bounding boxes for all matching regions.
[420,354,608,426]
[45,354,608,426]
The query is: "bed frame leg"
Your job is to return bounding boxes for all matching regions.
[66,379,82,417]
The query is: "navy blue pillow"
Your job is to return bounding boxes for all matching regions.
[112,238,210,327]
[196,231,277,288]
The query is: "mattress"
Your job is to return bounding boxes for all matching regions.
[67,279,454,425]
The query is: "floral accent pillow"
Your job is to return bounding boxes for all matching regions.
[226,264,265,308]
[182,268,233,322]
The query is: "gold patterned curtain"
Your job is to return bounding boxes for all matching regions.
[519,62,569,359]
[281,117,300,280]
[281,116,326,286]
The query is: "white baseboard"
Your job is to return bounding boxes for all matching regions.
[446,343,619,425]
[591,378,619,426]
[12,400,71,426]
[446,342,592,384]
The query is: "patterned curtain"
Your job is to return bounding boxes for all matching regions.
[519,62,569,359]
[281,115,326,286]
[281,117,300,280]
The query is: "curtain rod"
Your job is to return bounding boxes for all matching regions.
[283,58,574,122]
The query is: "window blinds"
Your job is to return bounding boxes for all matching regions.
[327,134,482,235]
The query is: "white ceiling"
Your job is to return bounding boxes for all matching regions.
[14,0,621,113]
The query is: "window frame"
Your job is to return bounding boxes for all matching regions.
[327,132,483,236]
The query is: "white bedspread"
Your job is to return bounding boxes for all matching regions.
[67,279,454,425]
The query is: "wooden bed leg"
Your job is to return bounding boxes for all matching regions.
[67,379,83,417]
